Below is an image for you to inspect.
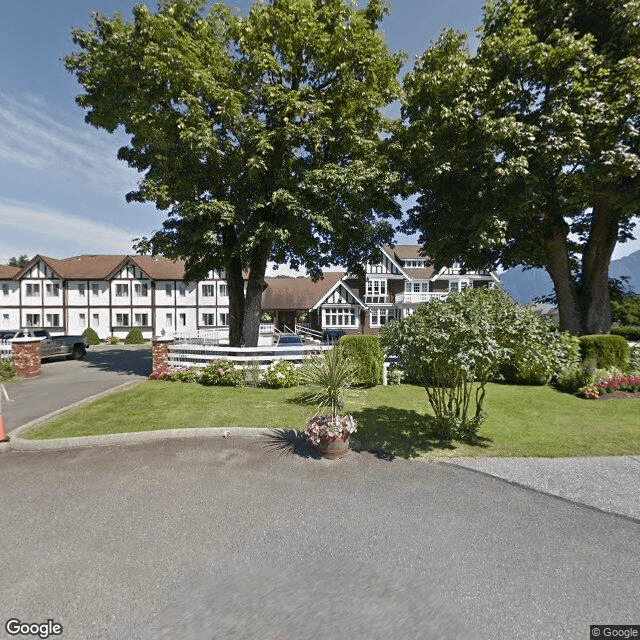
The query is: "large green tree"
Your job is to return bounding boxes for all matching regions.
[66,0,403,346]
[7,255,29,268]
[397,0,640,335]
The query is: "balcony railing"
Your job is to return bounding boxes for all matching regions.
[396,292,449,304]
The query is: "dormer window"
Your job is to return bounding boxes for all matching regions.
[403,260,425,268]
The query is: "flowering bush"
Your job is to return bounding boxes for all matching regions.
[200,359,246,387]
[578,374,640,398]
[304,414,358,445]
[148,369,173,381]
[264,360,298,388]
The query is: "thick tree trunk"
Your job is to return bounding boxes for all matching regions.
[241,240,273,348]
[580,203,618,334]
[225,257,245,348]
[540,217,584,335]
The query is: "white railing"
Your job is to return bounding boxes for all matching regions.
[295,324,323,341]
[170,329,229,344]
[396,292,449,304]
[166,343,331,371]
[259,323,275,334]
[0,340,11,359]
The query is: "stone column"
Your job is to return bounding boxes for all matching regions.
[152,337,174,373]
[11,338,42,378]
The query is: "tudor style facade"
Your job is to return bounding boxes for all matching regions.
[0,246,500,340]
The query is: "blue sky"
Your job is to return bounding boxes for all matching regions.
[1,0,638,270]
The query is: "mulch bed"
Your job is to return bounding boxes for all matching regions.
[596,390,640,400]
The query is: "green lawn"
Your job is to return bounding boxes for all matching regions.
[23,381,640,459]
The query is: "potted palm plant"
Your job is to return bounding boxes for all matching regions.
[299,347,359,459]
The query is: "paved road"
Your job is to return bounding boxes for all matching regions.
[1,438,638,640]
[2,345,151,433]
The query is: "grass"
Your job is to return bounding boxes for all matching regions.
[23,381,640,459]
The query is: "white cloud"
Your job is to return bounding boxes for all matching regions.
[0,198,139,261]
[0,90,139,195]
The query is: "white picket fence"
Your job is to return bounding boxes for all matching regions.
[0,340,11,359]
[167,342,331,371]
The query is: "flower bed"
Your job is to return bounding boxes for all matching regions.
[578,374,640,399]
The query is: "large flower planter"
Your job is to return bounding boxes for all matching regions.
[313,433,351,459]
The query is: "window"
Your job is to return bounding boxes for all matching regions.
[370,308,391,327]
[323,307,356,327]
[26,313,40,327]
[165,284,172,296]
[202,284,215,297]
[115,283,129,297]
[413,283,420,293]
[115,313,129,327]
[78,284,85,297]
[219,283,228,297]
[2,284,9,296]
[165,313,173,328]
[46,283,60,297]
[92,283,100,296]
[78,313,86,328]
[134,313,149,326]
[366,279,387,296]
[404,260,425,268]
[92,314,100,327]
[134,283,149,297]
[219,313,229,326]
[202,313,215,326]
[179,285,186,297]
[179,313,186,326]
[2,313,9,326]
[25,283,40,297]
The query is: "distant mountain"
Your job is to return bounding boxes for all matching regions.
[499,249,640,304]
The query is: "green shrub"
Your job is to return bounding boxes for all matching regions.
[579,335,629,369]
[82,327,100,345]
[338,335,383,387]
[124,327,145,344]
[108,336,119,345]
[610,326,640,342]
[170,367,201,383]
[264,360,298,388]
[629,345,640,373]
[0,357,16,381]
[200,359,246,387]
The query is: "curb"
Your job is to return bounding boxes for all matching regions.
[8,426,268,452]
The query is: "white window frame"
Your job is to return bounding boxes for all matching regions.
[366,279,387,296]
[134,313,149,327]
[92,283,100,296]
[46,283,60,297]
[134,283,149,297]
[78,313,86,328]
[92,313,100,327]
[165,313,173,328]
[202,284,215,297]
[323,306,356,328]
[370,308,391,327]
[115,283,129,297]
[25,283,40,297]
[78,284,86,297]
[165,284,172,296]
[2,284,10,296]
[219,283,228,297]
[26,313,40,327]
[219,312,229,326]
[115,313,129,327]
[179,313,186,326]
[202,313,215,326]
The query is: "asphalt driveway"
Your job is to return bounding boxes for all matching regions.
[1,438,638,640]
[2,345,151,433]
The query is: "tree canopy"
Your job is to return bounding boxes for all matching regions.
[396,0,640,335]
[7,255,29,268]
[65,0,403,345]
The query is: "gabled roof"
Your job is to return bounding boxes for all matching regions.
[384,244,427,261]
[262,272,345,310]
[49,255,128,279]
[311,277,367,311]
[403,266,436,280]
[0,265,20,279]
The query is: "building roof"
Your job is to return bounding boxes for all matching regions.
[403,266,436,280]
[46,255,128,280]
[383,244,427,261]
[0,265,20,279]
[262,272,345,310]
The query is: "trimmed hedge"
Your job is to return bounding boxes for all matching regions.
[124,327,145,344]
[82,327,100,345]
[579,334,629,369]
[338,335,383,387]
[610,326,640,342]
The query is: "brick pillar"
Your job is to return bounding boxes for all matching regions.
[12,338,42,378]
[152,337,174,373]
